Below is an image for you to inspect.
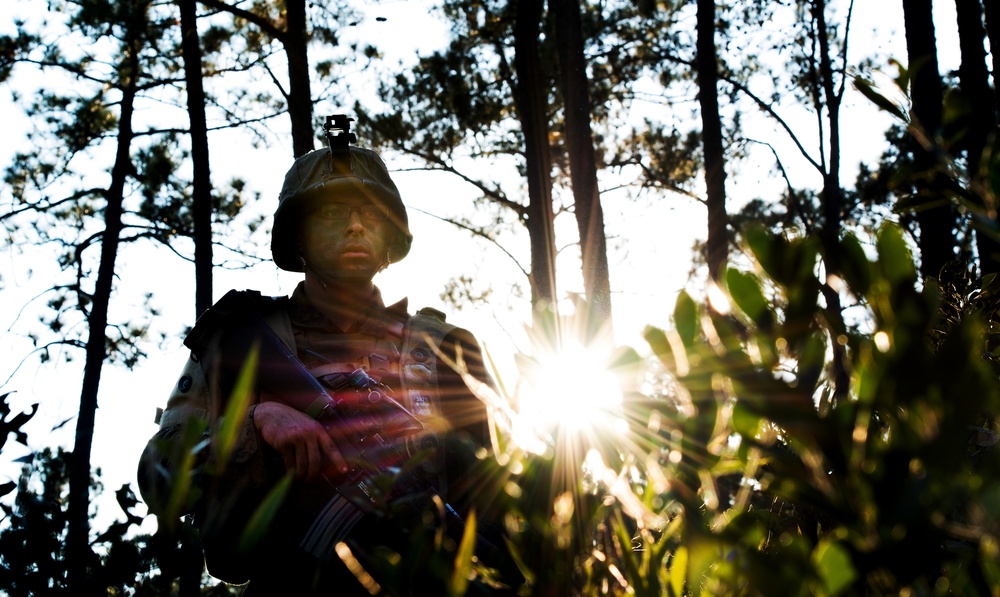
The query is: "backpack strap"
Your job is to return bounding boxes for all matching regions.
[399,307,457,485]
[184,289,291,356]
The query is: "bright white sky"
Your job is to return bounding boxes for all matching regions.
[0,0,966,532]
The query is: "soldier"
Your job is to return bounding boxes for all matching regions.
[138,117,507,595]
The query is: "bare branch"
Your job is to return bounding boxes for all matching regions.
[408,205,529,279]
[197,0,286,41]
[0,188,106,223]
[5,285,78,334]
[261,60,290,101]
[836,0,857,102]
[390,148,527,218]
[648,45,826,174]
[745,138,815,236]
[1,339,86,389]
[605,157,705,204]
[722,76,824,173]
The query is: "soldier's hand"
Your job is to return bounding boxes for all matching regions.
[251,401,349,480]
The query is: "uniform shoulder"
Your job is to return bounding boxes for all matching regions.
[212,289,289,314]
[408,307,483,354]
[184,289,289,353]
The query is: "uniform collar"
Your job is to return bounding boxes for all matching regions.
[289,281,409,334]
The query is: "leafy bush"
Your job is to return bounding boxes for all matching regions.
[461,223,1000,596]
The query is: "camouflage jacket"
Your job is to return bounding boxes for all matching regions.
[137,283,493,585]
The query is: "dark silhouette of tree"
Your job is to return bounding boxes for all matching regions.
[611,0,859,392]
[513,0,559,320]
[985,0,1000,111]
[695,0,728,282]
[197,0,315,156]
[358,0,566,319]
[197,0,359,158]
[180,0,215,318]
[0,446,214,594]
[66,1,153,586]
[0,0,240,587]
[903,0,956,279]
[552,0,613,327]
[359,1,660,322]
[954,0,999,275]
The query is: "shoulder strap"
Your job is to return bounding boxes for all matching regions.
[399,307,458,481]
[399,307,456,420]
[184,289,290,356]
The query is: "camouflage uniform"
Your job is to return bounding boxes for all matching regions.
[138,142,498,594]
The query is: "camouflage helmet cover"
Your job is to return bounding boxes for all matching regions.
[271,146,412,272]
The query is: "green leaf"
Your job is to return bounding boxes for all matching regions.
[648,522,677,592]
[670,546,688,597]
[163,419,208,522]
[852,76,908,122]
[731,401,763,440]
[839,233,872,296]
[612,511,643,589]
[215,342,259,466]
[448,510,477,597]
[890,58,909,93]
[687,535,720,595]
[744,226,780,280]
[789,237,820,285]
[726,269,773,331]
[644,325,684,374]
[980,535,1000,591]
[876,225,917,286]
[812,540,857,595]
[798,332,827,393]
[674,291,699,348]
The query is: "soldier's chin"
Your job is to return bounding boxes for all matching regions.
[328,265,379,281]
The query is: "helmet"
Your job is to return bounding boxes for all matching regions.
[271,146,412,272]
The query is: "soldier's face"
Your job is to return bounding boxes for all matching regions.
[299,193,392,280]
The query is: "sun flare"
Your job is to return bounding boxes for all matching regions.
[516,340,627,440]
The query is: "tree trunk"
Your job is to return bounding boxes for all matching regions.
[813,0,843,266]
[195,0,315,157]
[177,2,213,592]
[285,0,315,157]
[67,6,144,589]
[551,0,613,330]
[983,0,1000,113]
[955,0,999,275]
[180,0,214,318]
[695,0,729,283]
[903,0,955,279]
[513,0,558,324]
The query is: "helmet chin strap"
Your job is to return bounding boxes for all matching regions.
[374,249,391,273]
[300,256,330,290]
[299,252,391,288]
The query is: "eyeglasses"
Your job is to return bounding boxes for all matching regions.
[314,204,389,221]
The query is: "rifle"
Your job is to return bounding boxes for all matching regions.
[186,290,448,558]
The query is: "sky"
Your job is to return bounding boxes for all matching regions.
[0,0,968,533]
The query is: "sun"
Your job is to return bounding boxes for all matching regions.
[516,340,627,439]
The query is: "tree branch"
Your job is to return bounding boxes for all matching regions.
[648,45,825,174]
[836,0,856,103]
[0,188,106,223]
[408,204,529,279]
[1,340,86,389]
[197,0,286,41]
[745,138,816,236]
[390,148,527,218]
[722,76,825,173]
